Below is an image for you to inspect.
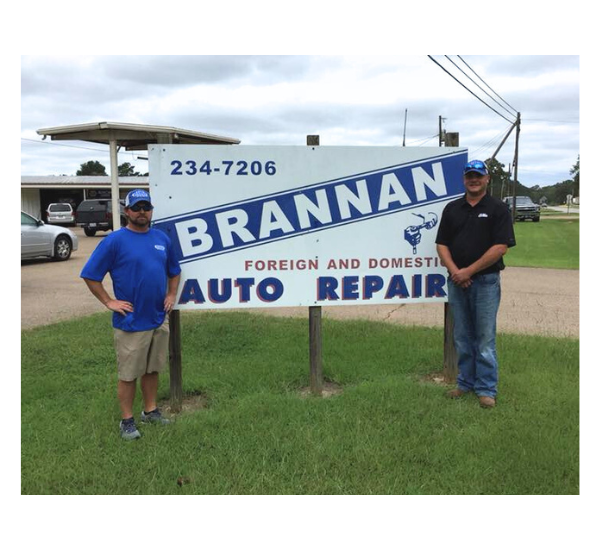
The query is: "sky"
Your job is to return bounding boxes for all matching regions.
[20,55,579,188]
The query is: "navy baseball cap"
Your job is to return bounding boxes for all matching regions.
[464,160,489,176]
[125,189,153,208]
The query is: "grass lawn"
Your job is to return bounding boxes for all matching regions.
[505,218,579,269]
[21,311,579,495]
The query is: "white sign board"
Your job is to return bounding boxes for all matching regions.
[149,145,467,309]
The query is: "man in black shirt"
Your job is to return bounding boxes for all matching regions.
[435,160,516,408]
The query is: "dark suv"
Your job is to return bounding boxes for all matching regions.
[503,196,540,222]
[75,199,126,236]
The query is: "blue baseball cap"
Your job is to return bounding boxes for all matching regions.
[125,189,153,208]
[464,160,488,176]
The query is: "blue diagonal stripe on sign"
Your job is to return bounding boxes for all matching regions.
[153,151,466,264]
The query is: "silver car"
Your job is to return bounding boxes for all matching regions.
[46,202,75,225]
[21,211,79,261]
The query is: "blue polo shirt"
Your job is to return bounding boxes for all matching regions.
[81,227,181,332]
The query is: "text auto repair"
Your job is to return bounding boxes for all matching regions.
[151,147,467,308]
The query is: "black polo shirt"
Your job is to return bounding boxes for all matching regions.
[435,193,516,275]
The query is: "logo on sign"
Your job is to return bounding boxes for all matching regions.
[404,212,439,254]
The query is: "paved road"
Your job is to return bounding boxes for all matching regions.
[546,206,579,214]
[21,227,579,338]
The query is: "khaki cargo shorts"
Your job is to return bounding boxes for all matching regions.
[113,317,170,381]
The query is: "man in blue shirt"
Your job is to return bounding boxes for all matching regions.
[81,189,181,440]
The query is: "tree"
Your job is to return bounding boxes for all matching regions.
[570,156,579,198]
[76,160,107,176]
[75,160,147,177]
[485,157,509,199]
[118,162,143,177]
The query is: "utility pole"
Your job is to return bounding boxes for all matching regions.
[402,109,408,146]
[490,120,517,161]
[511,112,521,223]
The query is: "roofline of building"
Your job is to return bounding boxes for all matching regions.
[21,175,149,190]
[36,121,241,149]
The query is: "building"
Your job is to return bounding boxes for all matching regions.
[23,121,240,220]
[21,176,149,220]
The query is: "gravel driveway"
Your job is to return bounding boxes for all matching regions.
[21,227,579,338]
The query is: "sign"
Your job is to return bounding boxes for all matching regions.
[149,145,467,309]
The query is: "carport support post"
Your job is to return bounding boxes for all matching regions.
[307,135,324,396]
[109,138,121,231]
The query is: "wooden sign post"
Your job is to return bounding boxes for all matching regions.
[442,131,459,383]
[307,135,324,396]
[168,310,183,412]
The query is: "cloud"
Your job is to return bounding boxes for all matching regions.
[21,55,579,186]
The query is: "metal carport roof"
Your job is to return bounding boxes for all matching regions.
[36,121,240,229]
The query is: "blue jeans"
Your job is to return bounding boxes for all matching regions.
[447,272,501,398]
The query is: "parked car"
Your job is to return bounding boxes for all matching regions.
[21,211,78,261]
[46,202,75,225]
[75,199,126,236]
[503,196,541,222]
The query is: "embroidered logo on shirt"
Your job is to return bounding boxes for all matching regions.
[155,245,166,251]
[478,213,489,218]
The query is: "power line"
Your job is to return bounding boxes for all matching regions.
[21,137,109,154]
[523,117,578,124]
[456,55,519,115]
[406,133,440,146]
[427,55,515,124]
[446,56,517,118]
[471,123,515,157]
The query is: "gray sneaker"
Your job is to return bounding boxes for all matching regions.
[140,409,171,425]
[119,419,142,441]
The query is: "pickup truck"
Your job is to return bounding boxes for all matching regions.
[75,199,127,236]
[503,196,541,222]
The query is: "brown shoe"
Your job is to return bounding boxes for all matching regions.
[446,388,470,399]
[479,396,496,408]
